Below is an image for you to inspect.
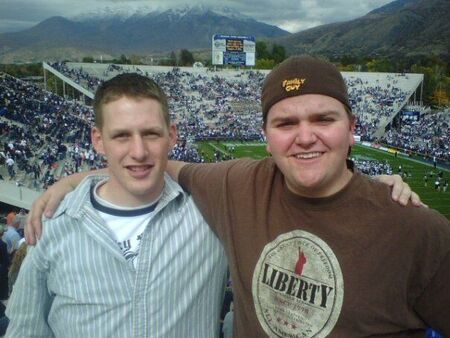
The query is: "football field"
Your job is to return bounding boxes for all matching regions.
[197,141,450,219]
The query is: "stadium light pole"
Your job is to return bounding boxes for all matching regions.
[43,67,47,91]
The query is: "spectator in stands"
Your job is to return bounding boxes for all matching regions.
[5,157,15,178]
[5,73,227,337]
[5,211,16,227]
[13,209,27,237]
[2,216,21,256]
[28,58,427,337]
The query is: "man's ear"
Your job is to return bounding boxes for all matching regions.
[262,128,272,154]
[91,127,105,155]
[348,115,357,146]
[168,124,178,150]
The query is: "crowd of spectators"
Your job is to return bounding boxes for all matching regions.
[53,62,415,142]
[380,110,450,162]
[0,73,95,189]
[51,61,103,91]
[346,74,409,140]
[0,62,445,192]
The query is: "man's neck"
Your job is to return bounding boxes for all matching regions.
[95,179,163,208]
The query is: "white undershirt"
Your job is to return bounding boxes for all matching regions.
[91,180,160,268]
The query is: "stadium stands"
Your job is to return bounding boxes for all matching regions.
[1,61,445,196]
[380,109,449,162]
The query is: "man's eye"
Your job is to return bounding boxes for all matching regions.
[317,117,334,123]
[144,132,160,138]
[113,134,129,139]
[276,121,295,128]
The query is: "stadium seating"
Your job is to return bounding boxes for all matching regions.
[1,62,446,192]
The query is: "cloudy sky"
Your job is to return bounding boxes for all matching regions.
[0,0,393,34]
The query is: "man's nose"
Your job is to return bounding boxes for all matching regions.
[129,136,147,160]
[294,123,317,146]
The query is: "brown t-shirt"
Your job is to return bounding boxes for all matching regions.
[179,158,450,338]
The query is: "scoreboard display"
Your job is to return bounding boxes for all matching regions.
[226,39,244,51]
[212,34,256,66]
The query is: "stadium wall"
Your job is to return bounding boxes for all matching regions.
[0,180,40,209]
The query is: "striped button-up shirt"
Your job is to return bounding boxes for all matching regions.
[6,174,228,338]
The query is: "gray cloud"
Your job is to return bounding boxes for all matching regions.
[0,0,392,33]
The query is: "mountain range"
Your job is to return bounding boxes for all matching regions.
[273,0,449,58]
[0,6,288,63]
[0,0,448,63]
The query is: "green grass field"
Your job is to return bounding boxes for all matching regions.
[197,141,450,219]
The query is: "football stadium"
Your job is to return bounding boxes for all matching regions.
[1,1,449,336]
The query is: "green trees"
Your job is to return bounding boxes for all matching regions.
[160,50,194,66]
[411,62,449,107]
[82,56,94,63]
[180,49,195,66]
[0,63,42,78]
[255,41,286,69]
[366,58,394,72]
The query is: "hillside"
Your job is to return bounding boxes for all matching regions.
[272,0,449,58]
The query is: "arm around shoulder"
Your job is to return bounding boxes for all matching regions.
[26,168,108,245]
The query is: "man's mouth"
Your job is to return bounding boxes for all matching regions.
[126,165,153,177]
[293,152,323,160]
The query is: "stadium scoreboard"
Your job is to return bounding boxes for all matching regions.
[212,34,256,66]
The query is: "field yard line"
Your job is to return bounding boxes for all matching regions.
[224,142,263,147]
[208,142,230,156]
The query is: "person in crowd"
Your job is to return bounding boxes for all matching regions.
[12,209,27,238]
[6,73,227,337]
[2,217,21,256]
[5,212,16,228]
[27,58,427,338]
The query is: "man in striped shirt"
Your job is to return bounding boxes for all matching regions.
[6,74,227,337]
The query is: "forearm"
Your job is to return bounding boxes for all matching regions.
[167,160,188,182]
[26,168,109,245]
[63,168,108,189]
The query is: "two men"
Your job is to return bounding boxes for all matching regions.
[24,57,436,337]
[6,74,227,337]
